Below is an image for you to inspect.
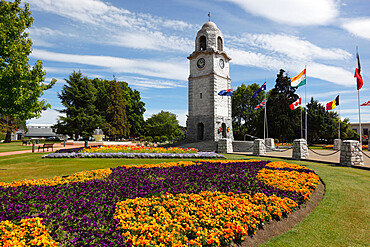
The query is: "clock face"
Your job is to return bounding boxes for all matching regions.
[219,59,225,69]
[197,58,206,69]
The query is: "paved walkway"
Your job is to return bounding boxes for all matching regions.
[234,148,370,168]
[0,141,136,157]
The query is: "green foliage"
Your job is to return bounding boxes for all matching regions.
[101,79,130,140]
[160,135,168,143]
[153,136,160,143]
[232,83,264,140]
[0,0,55,142]
[145,111,183,139]
[266,69,301,142]
[55,71,102,139]
[307,98,336,143]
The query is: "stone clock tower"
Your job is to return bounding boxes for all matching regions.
[186,21,233,143]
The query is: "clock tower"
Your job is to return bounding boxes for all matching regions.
[186,21,233,143]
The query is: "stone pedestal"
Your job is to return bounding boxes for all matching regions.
[218,139,233,153]
[265,138,275,151]
[292,139,309,160]
[253,139,266,156]
[340,140,364,166]
[333,139,341,150]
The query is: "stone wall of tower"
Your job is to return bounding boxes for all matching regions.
[186,22,233,143]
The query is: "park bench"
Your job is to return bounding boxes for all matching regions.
[38,143,54,152]
[22,140,30,146]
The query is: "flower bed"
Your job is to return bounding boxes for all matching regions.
[81,145,198,153]
[42,152,224,159]
[0,160,320,246]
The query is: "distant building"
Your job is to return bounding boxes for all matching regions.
[349,122,370,140]
[12,124,57,140]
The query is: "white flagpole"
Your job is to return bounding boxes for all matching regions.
[338,94,341,139]
[264,88,266,140]
[265,80,268,138]
[305,66,308,141]
[301,106,303,139]
[358,89,362,144]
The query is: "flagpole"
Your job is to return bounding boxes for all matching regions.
[265,79,268,139]
[301,106,303,139]
[338,93,341,139]
[358,89,362,145]
[264,85,266,140]
[305,65,308,141]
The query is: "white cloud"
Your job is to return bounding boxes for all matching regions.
[228,33,351,61]
[342,18,370,40]
[120,77,186,89]
[31,49,188,81]
[224,0,339,26]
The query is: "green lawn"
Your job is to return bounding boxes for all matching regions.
[0,141,34,152]
[0,153,369,246]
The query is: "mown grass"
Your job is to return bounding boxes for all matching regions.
[0,141,34,152]
[0,153,368,246]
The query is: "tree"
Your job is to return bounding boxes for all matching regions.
[119,81,145,137]
[145,111,184,139]
[232,83,264,140]
[101,79,130,140]
[306,98,336,143]
[0,0,55,142]
[266,69,301,142]
[55,71,101,140]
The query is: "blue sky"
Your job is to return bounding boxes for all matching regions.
[25,0,370,126]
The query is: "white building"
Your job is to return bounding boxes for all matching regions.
[12,124,58,140]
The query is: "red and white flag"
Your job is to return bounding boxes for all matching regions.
[355,47,363,90]
[289,98,301,110]
[360,100,370,106]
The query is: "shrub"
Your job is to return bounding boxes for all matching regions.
[153,136,160,143]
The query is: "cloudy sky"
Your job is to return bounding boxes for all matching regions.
[25,0,370,127]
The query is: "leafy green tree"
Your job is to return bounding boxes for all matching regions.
[329,112,357,140]
[145,111,184,139]
[0,0,55,142]
[119,81,145,137]
[55,71,102,140]
[232,83,264,140]
[306,98,336,143]
[102,79,130,140]
[266,69,301,142]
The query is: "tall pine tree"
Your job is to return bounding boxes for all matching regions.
[102,79,130,140]
[55,71,101,139]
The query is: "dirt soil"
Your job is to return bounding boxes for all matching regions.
[238,181,325,247]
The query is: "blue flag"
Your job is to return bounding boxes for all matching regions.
[218,89,233,96]
[253,82,266,98]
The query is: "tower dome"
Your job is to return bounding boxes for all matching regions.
[195,21,224,52]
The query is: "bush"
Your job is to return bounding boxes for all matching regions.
[160,136,168,143]
[0,132,5,141]
[153,136,160,143]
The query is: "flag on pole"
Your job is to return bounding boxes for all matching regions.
[326,95,339,110]
[355,47,363,90]
[360,100,370,106]
[291,69,306,88]
[218,89,233,96]
[289,98,301,110]
[252,82,266,98]
[254,100,266,110]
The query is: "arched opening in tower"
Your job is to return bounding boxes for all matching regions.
[199,36,206,51]
[217,37,223,51]
[197,122,204,140]
[222,123,227,138]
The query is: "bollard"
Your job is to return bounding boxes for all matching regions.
[84,140,88,147]
[32,140,35,153]
[63,139,66,147]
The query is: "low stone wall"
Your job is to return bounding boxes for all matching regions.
[292,139,309,160]
[333,139,341,151]
[218,139,233,153]
[340,140,364,166]
[265,138,275,150]
[253,139,266,156]
[232,141,254,152]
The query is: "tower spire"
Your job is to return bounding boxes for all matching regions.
[208,12,211,22]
